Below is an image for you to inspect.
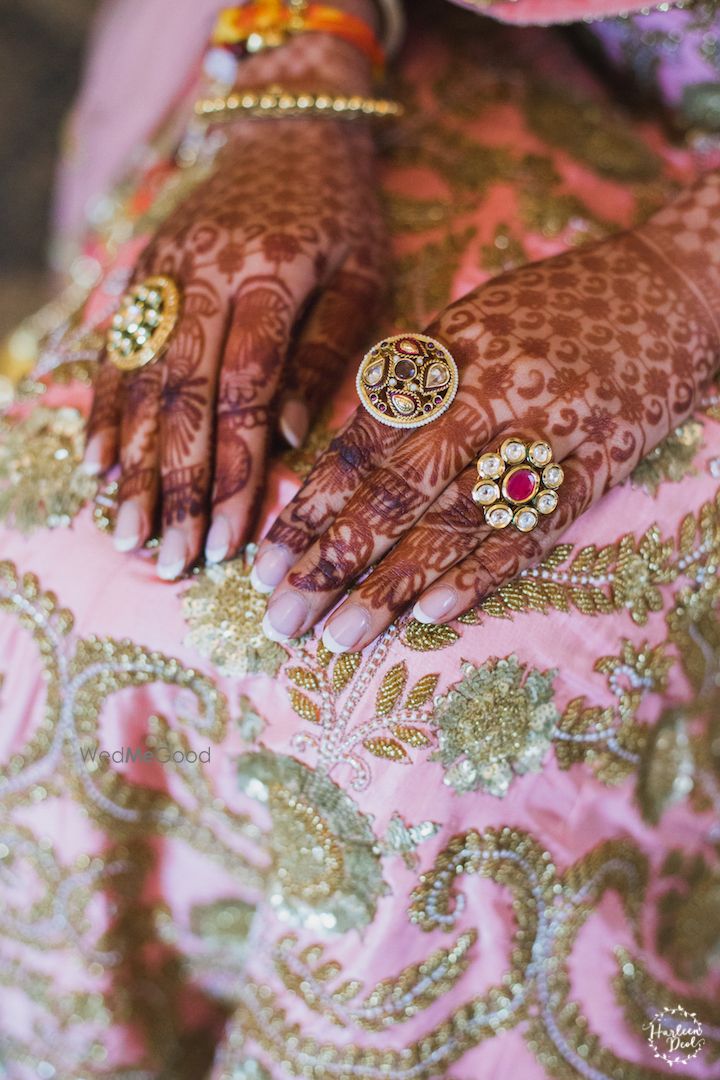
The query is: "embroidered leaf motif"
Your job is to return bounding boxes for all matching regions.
[331,979,363,1004]
[286,667,320,691]
[392,724,433,748]
[679,513,697,559]
[332,652,362,693]
[315,641,333,668]
[289,689,320,724]
[406,673,439,710]
[555,697,613,769]
[403,621,459,651]
[376,662,408,716]
[363,737,410,762]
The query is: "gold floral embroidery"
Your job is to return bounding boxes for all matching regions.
[182,551,287,678]
[0,406,97,532]
[272,929,476,1029]
[431,656,558,797]
[221,829,700,1080]
[522,82,661,182]
[631,420,704,495]
[636,708,696,824]
[276,632,438,785]
[465,491,720,627]
[377,812,441,868]
[236,750,388,932]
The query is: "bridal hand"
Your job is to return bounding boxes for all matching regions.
[256,187,720,651]
[84,116,384,578]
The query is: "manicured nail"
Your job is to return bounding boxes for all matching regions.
[251,545,292,594]
[114,500,142,553]
[322,605,371,654]
[279,400,309,449]
[83,435,105,476]
[157,528,187,581]
[205,515,231,564]
[412,586,458,625]
[263,591,308,641]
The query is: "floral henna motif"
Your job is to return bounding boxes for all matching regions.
[262,172,720,648]
[92,115,385,572]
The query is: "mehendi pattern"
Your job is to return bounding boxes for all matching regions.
[2,10,720,1080]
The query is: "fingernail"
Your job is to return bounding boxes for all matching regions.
[322,605,371,654]
[157,528,187,581]
[114,500,142,553]
[205,515,231,564]
[263,591,308,641]
[412,586,458,625]
[251,545,292,594]
[279,400,309,449]
[83,435,104,476]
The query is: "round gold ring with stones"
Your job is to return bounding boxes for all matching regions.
[356,333,459,429]
[472,436,563,533]
[107,276,181,372]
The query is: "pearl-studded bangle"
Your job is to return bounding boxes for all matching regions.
[194,84,403,121]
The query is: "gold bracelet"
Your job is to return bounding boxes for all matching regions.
[194,85,403,121]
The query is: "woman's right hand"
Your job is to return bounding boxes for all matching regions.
[83,114,385,580]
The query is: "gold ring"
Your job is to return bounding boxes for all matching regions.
[472,437,563,532]
[107,276,181,372]
[356,333,459,429]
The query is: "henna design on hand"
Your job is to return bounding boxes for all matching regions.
[91,113,385,573]
[261,171,720,649]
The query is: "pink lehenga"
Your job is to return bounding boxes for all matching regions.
[1,3,719,1078]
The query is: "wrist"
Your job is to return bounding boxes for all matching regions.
[208,1,382,97]
[230,30,375,95]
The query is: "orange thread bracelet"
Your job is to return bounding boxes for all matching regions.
[212,2,386,72]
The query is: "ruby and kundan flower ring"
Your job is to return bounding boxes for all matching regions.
[357,334,563,533]
[473,437,564,533]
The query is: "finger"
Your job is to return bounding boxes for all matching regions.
[411,454,595,624]
[204,279,311,565]
[320,460,486,651]
[263,419,583,644]
[113,363,162,552]
[84,355,123,475]
[251,407,404,593]
[278,262,384,449]
[260,398,492,640]
[156,282,227,580]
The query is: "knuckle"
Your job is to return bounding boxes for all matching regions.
[433,484,484,533]
[360,464,425,522]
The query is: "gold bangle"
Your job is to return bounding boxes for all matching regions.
[194,85,403,121]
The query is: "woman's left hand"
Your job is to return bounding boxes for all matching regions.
[253,184,720,652]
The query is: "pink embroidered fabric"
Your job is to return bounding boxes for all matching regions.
[1,7,719,1080]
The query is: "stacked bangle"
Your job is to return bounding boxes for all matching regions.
[194,85,403,121]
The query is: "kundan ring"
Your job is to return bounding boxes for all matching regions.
[356,333,459,428]
[107,276,181,372]
[472,437,564,532]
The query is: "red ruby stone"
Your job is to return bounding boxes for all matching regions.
[505,467,538,503]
